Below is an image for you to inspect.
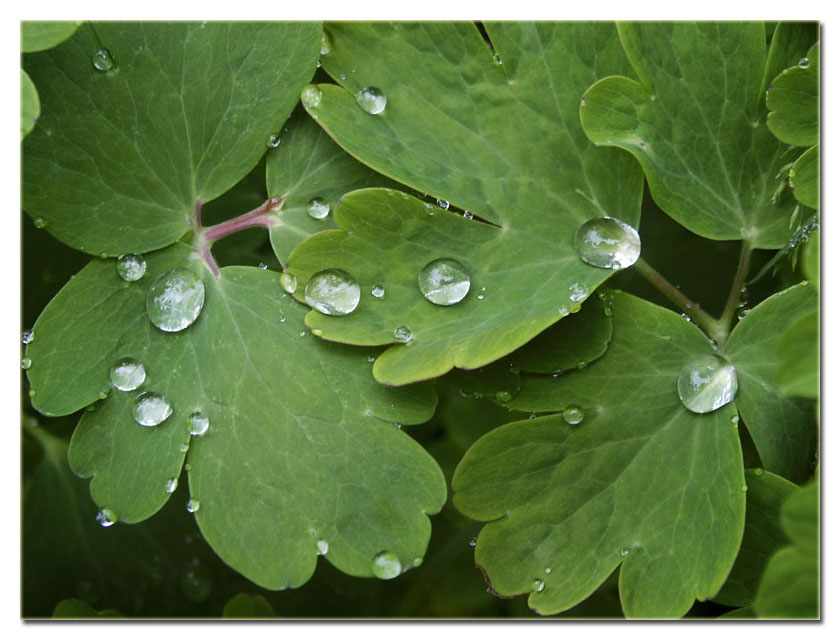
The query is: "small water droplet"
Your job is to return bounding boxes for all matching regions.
[532,578,545,592]
[569,283,589,302]
[146,268,205,333]
[165,477,178,494]
[258,262,268,270]
[741,485,749,492]
[279,316,286,323]
[307,197,331,220]
[320,30,333,56]
[301,84,322,109]
[371,551,401,579]
[529,412,537,420]
[463,211,474,220]
[179,443,190,453]
[33,217,47,229]
[116,254,146,281]
[188,411,209,437]
[316,539,329,555]
[186,498,200,513]
[574,217,641,269]
[621,548,630,557]
[266,134,282,148]
[436,199,450,210]
[492,52,502,65]
[366,355,376,363]
[798,57,811,69]
[677,353,739,414]
[552,370,563,378]
[91,48,116,73]
[393,422,402,429]
[418,258,471,306]
[737,307,751,320]
[356,87,387,114]
[753,468,765,476]
[562,405,584,425]
[21,358,32,370]
[280,271,297,294]
[411,556,424,568]
[298,330,308,338]
[110,357,146,391]
[544,567,552,575]
[468,537,477,547]
[495,390,513,403]
[96,508,118,527]
[22,330,34,345]
[393,325,413,343]
[731,415,740,425]
[304,268,361,316]
[133,391,173,427]
[371,284,385,298]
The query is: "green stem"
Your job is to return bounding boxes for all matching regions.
[718,240,754,333]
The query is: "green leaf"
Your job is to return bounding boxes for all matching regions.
[222,593,275,618]
[22,22,320,256]
[286,22,642,385]
[21,20,83,53]
[754,476,819,618]
[713,470,797,607]
[451,291,745,618]
[775,310,819,398]
[802,228,819,287]
[766,42,819,147]
[761,22,818,101]
[25,244,446,589]
[20,69,39,139]
[52,599,121,618]
[726,282,818,481]
[790,144,819,210]
[580,22,801,248]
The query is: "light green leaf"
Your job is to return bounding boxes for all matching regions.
[766,42,819,147]
[222,593,275,618]
[775,310,819,398]
[22,22,320,256]
[21,20,83,53]
[761,22,818,102]
[790,144,819,210]
[52,599,121,618]
[802,227,819,287]
[285,22,642,385]
[21,69,39,139]
[580,22,803,248]
[25,244,445,589]
[726,283,818,481]
[452,291,745,618]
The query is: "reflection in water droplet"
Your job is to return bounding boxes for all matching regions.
[418,258,471,306]
[574,217,641,270]
[117,254,146,281]
[280,272,297,294]
[165,477,178,494]
[146,268,205,332]
[110,357,146,391]
[320,30,333,56]
[92,48,116,72]
[188,411,210,436]
[677,354,738,414]
[304,269,361,316]
[356,87,387,114]
[96,508,118,527]
[393,325,413,343]
[562,405,584,425]
[532,578,545,592]
[371,284,385,298]
[22,330,34,344]
[186,498,200,513]
[307,197,331,220]
[21,358,32,370]
[316,539,329,555]
[569,283,589,302]
[133,392,173,427]
[301,85,322,109]
[371,551,402,579]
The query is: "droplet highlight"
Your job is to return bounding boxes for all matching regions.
[418,258,471,306]
[304,268,361,316]
[146,268,205,333]
[307,197,331,220]
[188,411,209,437]
[677,353,739,414]
[320,30,332,56]
[133,391,173,427]
[798,57,811,69]
[110,357,146,391]
[356,87,387,114]
[21,358,32,370]
[574,217,641,270]
[371,551,402,580]
[117,254,146,281]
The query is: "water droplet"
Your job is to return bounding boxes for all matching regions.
[366,355,375,363]
[798,57,811,69]
[91,48,116,72]
[33,217,46,229]
[371,284,385,299]
[411,556,424,568]
[371,551,401,579]
[96,508,118,527]
[179,443,190,453]
[552,370,563,378]
[741,485,749,492]
[280,271,297,294]
[569,283,589,302]
[110,357,146,391]
[301,84,322,108]
[544,567,552,575]
[436,199,450,210]
[468,537,477,547]
[529,412,537,420]
[279,316,286,323]
[492,52,502,65]
[133,391,173,427]
[753,468,765,476]
[393,325,413,343]
[574,217,641,269]
[737,307,751,320]
[495,390,513,403]
[562,405,584,425]
[731,415,740,425]
[21,330,34,344]
[21,357,32,370]
[418,258,471,306]
[316,539,329,555]
[116,254,146,281]
[304,269,361,316]
[532,578,545,592]
[188,411,209,437]
[356,87,387,114]
[621,548,630,557]
[266,134,282,148]
[307,197,331,220]
[258,262,268,270]
[298,330,308,338]
[186,498,200,513]
[165,477,178,494]
[463,211,474,220]
[146,268,205,333]
[320,30,332,56]
[677,354,739,414]
[393,422,402,429]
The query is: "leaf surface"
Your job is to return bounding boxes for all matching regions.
[22,22,320,255]
[25,244,446,589]
[286,22,642,385]
[790,144,819,210]
[21,69,39,139]
[21,20,83,53]
[451,291,745,618]
[766,42,819,147]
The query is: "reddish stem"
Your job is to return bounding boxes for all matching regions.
[203,197,282,242]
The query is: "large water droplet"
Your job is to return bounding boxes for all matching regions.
[393,325,413,343]
[146,268,205,332]
[117,254,146,281]
[569,283,589,302]
[133,391,173,427]
[418,258,471,306]
[91,48,116,72]
[677,354,738,414]
[307,197,331,220]
[574,217,641,270]
[110,357,146,391]
[301,85,322,109]
[188,411,209,436]
[280,271,297,294]
[356,87,387,114]
[562,405,584,425]
[316,539,329,555]
[304,269,361,316]
[96,508,118,527]
[371,551,401,579]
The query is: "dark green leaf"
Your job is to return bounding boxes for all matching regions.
[21,69,39,139]
[802,227,819,287]
[790,144,819,210]
[52,599,121,618]
[766,42,819,147]
[761,22,818,100]
[775,309,819,398]
[452,291,745,618]
[21,20,83,53]
[222,593,275,618]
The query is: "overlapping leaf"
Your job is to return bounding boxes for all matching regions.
[21,20,83,53]
[24,244,446,589]
[452,291,745,618]
[285,22,642,385]
[22,21,320,256]
[21,69,39,139]
[580,22,816,248]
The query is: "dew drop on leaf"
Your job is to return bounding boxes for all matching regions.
[188,411,209,437]
[91,48,116,73]
[320,30,332,56]
[133,391,173,427]
[280,272,297,294]
[146,268,205,332]
[316,539,329,555]
[371,284,385,298]
[116,254,146,281]
[798,57,811,69]
[393,325,413,343]
[569,282,589,302]
[371,551,401,580]
[468,537,477,547]
[562,405,584,425]
[22,330,34,344]
[356,86,387,114]
[307,197,331,220]
[304,268,361,316]
[532,578,545,592]
[165,477,178,494]
[436,199,449,210]
[544,567,552,574]
[96,508,118,527]
[21,358,32,370]
[574,216,641,270]
[186,498,200,514]
[33,217,46,229]
[418,258,471,306]
[677,354,738,414]
[301,84,322,109]
[110,357,146,391]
